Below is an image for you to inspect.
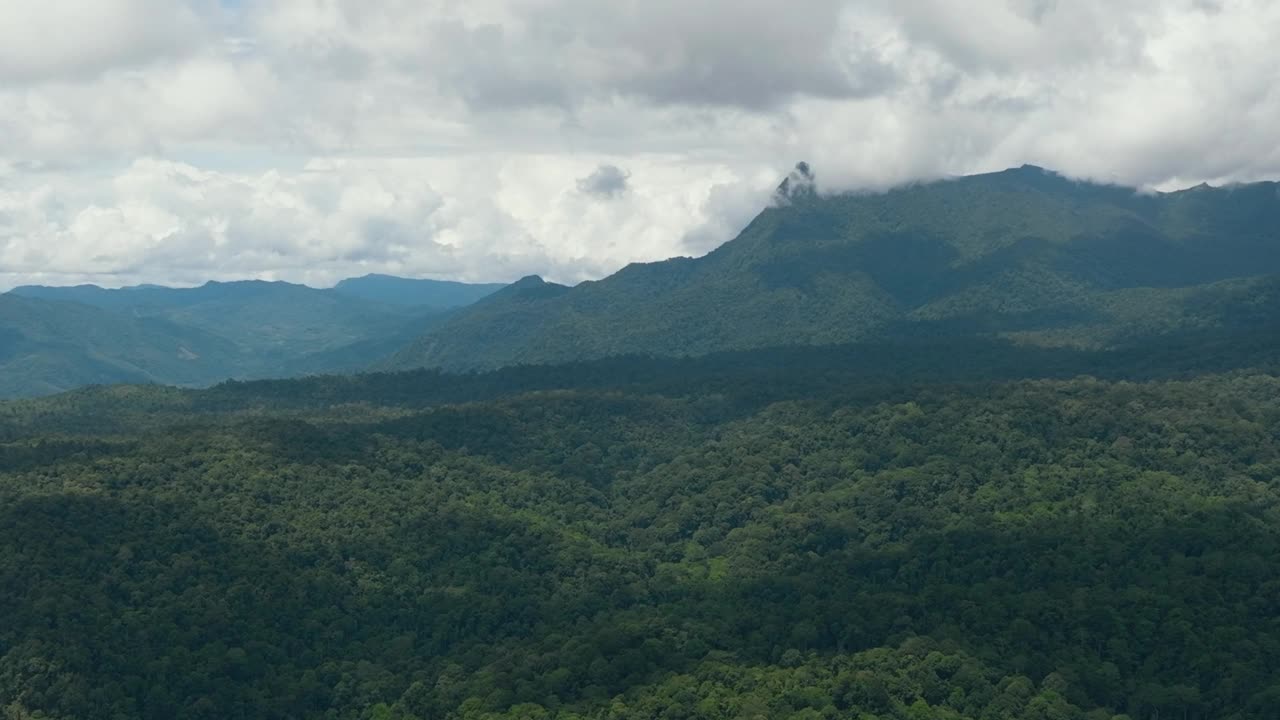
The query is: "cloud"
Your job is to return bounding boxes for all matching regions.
[0,155,764,290]
[0,0,208,83]
[576,165,631,198]
[1,0,1279,289]
[245,0,888,112]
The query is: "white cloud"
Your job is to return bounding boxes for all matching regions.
[0,0,208,83]
[0,0,1278,290]
[0,155,767,290]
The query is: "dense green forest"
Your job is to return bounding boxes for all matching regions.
[3,330,1279,719]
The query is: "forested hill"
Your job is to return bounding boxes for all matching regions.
[0,293,243,399]
[2,330,1280,719]
[332,274,508,308]
[0,276,505,398]
[6,323,1279,440]
[386,165,1280,372]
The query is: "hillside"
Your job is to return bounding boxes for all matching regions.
[1,277,502,398]
[387,165,1280,371]
[332,274,506,308]
[0,294,242,398]
[3,332,1280,719]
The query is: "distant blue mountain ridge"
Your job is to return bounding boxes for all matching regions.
[1,275,508,398]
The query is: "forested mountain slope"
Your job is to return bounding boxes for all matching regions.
[1,277,504,398]
[10,279,435,357]
[0,294,242,398]
[332,274,506,308]
[2,334,1279,719]
[387,165,1280,371]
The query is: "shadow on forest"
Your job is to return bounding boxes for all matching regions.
[5,489,1280,717]
[0,492,573,720]
[668,505,1280,718]
[206,320,1280,482]
[4,318,1279,446]
[124,322,1280,415]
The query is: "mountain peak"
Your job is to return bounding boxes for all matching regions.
[201,279,292,288]
[775,161,817,202]
[986,164,1057,181]
[331,274,507,308]
[968,164,1084,193]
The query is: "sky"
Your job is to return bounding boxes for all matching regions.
[1,0,1278,290]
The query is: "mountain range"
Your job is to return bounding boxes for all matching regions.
[385,164,1280,371]
[0,275,504,398]
[3,164,1279,398]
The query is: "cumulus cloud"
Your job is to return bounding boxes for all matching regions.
[0,155,762,289]
[0,0,1278,290]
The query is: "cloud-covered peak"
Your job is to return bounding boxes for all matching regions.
[775,161,817,202]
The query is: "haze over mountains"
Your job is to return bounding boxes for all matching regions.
[0,276,504,398]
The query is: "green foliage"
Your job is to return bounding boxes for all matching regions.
[2,339,1279,718]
